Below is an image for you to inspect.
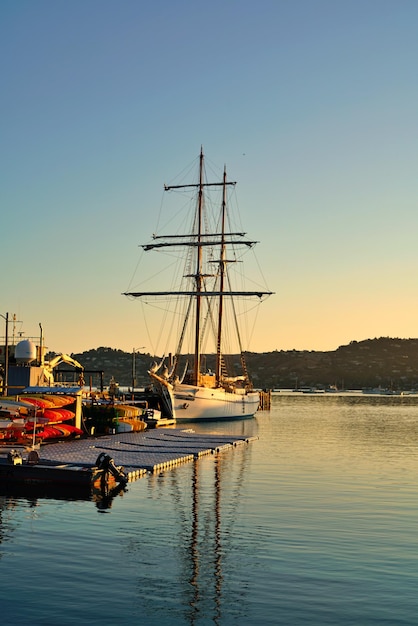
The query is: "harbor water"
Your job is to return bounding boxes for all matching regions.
[1,391,418,625]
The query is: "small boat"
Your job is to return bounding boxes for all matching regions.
[141,408,175,428]
[124,148,273,421]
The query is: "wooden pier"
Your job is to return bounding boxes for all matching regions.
[258,390,271,410]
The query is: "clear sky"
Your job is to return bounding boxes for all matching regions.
[2,0,418,355]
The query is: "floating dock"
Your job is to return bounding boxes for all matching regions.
[34,428,258,473]
[0,428,258,494]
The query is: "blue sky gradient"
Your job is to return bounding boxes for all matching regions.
[2,0,418,354]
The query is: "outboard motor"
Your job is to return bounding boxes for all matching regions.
[95,452,127,485]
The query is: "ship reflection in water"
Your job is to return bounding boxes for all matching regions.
[137,436,253,625]
[188,457,224,624]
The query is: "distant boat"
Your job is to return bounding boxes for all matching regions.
[325,385,339,393]
[362,387,403,396]
[123,148,273,421]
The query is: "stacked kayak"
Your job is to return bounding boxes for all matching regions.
[0,395,83,443]
[0,399,34,443]
[83,401,147,434]
[113,404,147,432]
[33,424,84,440]
[23,398,76,424]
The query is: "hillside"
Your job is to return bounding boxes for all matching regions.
[246,337,418,390]
[48,337,418,391]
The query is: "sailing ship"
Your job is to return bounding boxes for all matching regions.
[123,148,272,421]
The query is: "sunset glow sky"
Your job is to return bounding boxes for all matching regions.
[2,0,418,355]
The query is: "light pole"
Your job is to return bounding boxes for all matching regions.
[132,347,145,396]
[1,312,9,396]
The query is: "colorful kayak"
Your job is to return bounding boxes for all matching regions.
[41,408,75,423]
[36,426,65,440]
[114,404,142,418]
[35,424,83,440]
[55,408,75,420]
[117,419,147,433]
[20,397,56,409]
[40,395,75,407]
[53,424,83,437]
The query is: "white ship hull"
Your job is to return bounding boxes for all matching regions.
[171,383,259,421]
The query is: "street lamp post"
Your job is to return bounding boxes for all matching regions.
[1,312,9,397]
[132,347,145,397]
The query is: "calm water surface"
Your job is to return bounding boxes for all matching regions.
[1,392,418,625]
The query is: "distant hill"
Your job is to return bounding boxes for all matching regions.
[50,338,418,391]
[245,337,418,390]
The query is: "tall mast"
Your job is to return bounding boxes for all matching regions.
[216,166,227,385]
[193,147,204,385]
[123,148,274,387]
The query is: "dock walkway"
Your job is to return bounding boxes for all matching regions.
[24,428,258,476]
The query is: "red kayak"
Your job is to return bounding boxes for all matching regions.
[41,394,75,408]
[21,397,55,409]
[56,408,75,420]
[36,426,67,440]
[36,424,83,440]
[41,408,75,423]
[53,424,83,437]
